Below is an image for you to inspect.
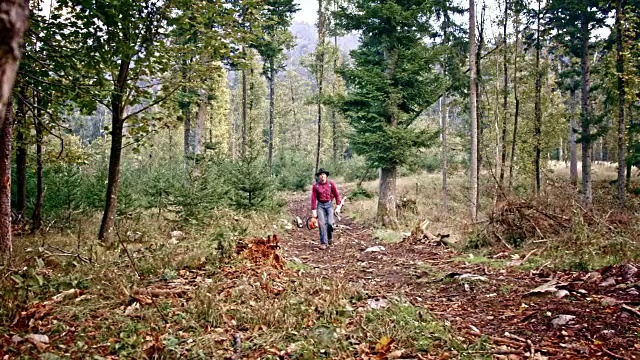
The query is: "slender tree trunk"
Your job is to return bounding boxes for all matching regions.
[194,92,207,155]
[241,68,248,158]
[0,101,13,255]
[475,6,484,209]
[569,90,578,185]
[332,34,338,164]
[580,16,592,206]
[268,59,275,170]
[377,166,399,229]
[508,11,520,189]
[32,106,43,233]
[469,0,478,221]
[498,0,509,189]
[15,91,27,221]
[314,0,326,177]
[616,0,626,206]
[98,59,130,243]
[533,0,542,194]
[442,94,449,213]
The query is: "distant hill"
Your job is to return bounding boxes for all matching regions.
[286,22,359,69]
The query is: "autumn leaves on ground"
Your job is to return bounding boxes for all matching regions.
[2,168,640,359]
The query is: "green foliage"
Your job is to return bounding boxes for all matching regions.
[274,153,314,191]
[342,156,378,183]
[349,185,374,200]
[228,156,277,210]
[335,0,446,169]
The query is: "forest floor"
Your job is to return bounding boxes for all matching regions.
[2,175,640,359]
[280,195,640,360]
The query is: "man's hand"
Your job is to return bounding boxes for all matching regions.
[312,210,317,218]
[334,204,342,218]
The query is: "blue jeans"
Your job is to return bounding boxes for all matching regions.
[317,201,334,245]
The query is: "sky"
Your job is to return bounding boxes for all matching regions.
[294,0,319,24]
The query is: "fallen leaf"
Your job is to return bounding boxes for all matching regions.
[374,336,394,353]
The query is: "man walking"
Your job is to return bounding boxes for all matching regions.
[311,168,342,249]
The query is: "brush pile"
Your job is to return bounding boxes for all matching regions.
[488,196,573,243]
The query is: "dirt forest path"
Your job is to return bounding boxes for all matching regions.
[281,196,640,359]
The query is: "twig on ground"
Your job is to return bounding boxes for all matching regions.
[601,347,629,360]
[44,246,90,264]
[621,304,640,317]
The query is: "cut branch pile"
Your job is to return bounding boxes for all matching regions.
[488,197,573,243]
[403,219,453,246]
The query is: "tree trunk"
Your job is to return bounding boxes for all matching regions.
[98,59,130,244]
[241,68,248,158]
[332,34,338,164]
[469,0,478,221]
[615,0,626,206]
[442,94,449,213]
[498,0,509,189]
[194,92,207,155]
[580,16,592,206]
[533,0,542,194]
[15,91,27,221]
[377,166,399,229]
[569,89,578,186]
[267,59,275,171]
[508,11,520,189]
[0,0,29,137]
[475,5,484,210]
[314,0,326,178]
[31,108,43,233]
[0,101,13,256]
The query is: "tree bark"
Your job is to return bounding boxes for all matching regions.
[615,0,626,206]
[0,101,13,255]
[377,166,399,229]
[98,58,130,244]
[580,16,592,206]
[267,59,275,170]
[569,89,578,186]
[498,0,509,189]
[508,11,520,189]
[469,0,478,221]
[0,0,29,136]
[15,90,27,221]
[332,33,338,164]
[533,0,542,194]
[475,5,484,209]
[314,0,325,178]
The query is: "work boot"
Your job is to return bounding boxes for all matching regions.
[319,244,328,250]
